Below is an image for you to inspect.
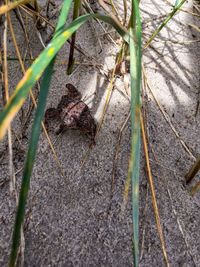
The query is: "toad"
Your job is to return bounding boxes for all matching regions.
[45,83,97,143]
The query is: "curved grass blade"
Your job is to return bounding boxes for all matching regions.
[144,0,186,49]
[128,1,142,266]
[0,13,128,141]
[8,0,73,266]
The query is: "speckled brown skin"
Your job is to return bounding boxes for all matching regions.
[45,84,96,142]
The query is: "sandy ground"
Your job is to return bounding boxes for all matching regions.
[0,0,200,266]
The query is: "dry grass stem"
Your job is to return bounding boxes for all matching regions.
[140,111,170,267]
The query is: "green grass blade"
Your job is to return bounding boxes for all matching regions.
[0,13,128,140]
[8,0,73,266]
[67,0,81,74]
[144,0,186,49]
[2,10,129,266]
[129,1,142,266]
[8,61,55,267]
[54,0,73,37]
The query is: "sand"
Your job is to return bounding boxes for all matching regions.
[0,1,200,266]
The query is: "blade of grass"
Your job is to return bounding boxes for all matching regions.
[128,1,142,266]
[5,4,26,266]
[9,0,73,265]
[144,0,187,49]
[7,11,65,177]
[0,13,129,141]
[67,0,81,74]
[3,7,15,196]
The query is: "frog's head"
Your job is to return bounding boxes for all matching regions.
[65,83,82,100]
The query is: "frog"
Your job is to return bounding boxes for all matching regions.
[45,83,97,143]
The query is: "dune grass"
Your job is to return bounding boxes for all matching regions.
[0,0,193,266]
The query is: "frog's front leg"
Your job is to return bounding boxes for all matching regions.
[55,123,67,135]
[44,108,59,129]
[65,83,82,100]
